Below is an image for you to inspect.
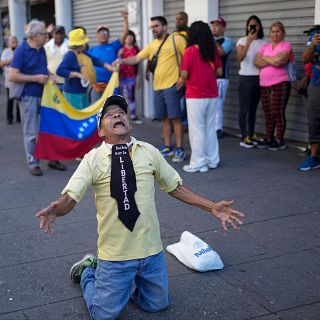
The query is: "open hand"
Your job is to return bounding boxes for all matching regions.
[35,202,58,234]
[212,200,244,231]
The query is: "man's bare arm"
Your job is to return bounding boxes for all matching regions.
[120,55,143,66]
[119,10,129,44]
[169,184,244,231]
[9,67,49,84]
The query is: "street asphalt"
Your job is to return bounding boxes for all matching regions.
[0,83,319,320]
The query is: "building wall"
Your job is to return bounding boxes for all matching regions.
[72,0,125,45]
[164,0,184,32]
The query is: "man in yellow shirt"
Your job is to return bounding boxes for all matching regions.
[36,95,244,320]
[119,16,186,163]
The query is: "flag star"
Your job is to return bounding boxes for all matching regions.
[79,127,84,132]
[89,117,95,123]
[82,122,88,128]
[78,133,83,139]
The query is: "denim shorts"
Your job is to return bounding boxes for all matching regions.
[80,251,169,320]
[153,84,182,120]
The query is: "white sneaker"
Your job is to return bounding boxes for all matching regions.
[183,165,208,173]
[207,163,219,169]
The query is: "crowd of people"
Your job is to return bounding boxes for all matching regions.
[0,11,319,175]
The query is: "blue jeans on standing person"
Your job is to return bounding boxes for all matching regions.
[19,95,41,169]
[80,251,169,320]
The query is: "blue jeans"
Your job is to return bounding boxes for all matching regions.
[19,95,41,169]
[80,251,169,320]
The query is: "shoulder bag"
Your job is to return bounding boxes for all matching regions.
[149,34,169,74]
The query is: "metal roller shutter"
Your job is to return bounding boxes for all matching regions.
[164,0,184,32]
[220,0,315,142]
[72,0,125,45]
[0,0,8,9]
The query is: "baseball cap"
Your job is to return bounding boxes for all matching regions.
[97,95,128,128]
[97,25,110,33]
[303,24,320,35]
[53,25,65,34]
[210,17,226,28]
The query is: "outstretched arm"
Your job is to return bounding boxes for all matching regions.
[119,10,129,44]
[35,194,77,234]
[169,184,244,231]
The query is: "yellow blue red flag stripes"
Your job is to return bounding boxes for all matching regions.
[35,72,119,160]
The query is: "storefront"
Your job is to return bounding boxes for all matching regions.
[2,0,319,142]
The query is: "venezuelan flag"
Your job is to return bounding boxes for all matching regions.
[34,72,119,160]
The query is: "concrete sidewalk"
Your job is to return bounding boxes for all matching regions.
[0,86,319,320]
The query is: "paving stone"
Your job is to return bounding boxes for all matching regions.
[277,302,320,320]
[0,222,97,267]
[120,273,269,320]
[221,248,320,312]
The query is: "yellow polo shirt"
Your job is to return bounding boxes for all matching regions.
[61,137,182,261]
[138,34,186,90]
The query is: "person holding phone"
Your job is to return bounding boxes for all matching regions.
[298,25,320,170]
[210,18,233,139]
[236,15,266,148]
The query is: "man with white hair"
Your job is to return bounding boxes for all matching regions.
[9,20,66,176]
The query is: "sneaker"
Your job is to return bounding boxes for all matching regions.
[257,138,272,149]
[298,156,320,171]
[183,164,208,173]
[159,145,174,157]
[268,139,287,151]
[250,134,259,145]
[207,162,219,169]
[172,148,185,162]
[240,137,256,149]
[70,254,97,282]
[130,116,143,124]
[216,129,224,139]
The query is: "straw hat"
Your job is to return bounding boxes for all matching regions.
[68,28,89,46]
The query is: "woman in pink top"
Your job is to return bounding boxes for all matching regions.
[255,21,293,150]
[177,21,222,173]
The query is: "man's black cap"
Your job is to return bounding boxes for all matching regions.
[303,25,320,35]
[97,95,128,128]
[53,25,66,34]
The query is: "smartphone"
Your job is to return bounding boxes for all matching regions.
[250,25,256,33]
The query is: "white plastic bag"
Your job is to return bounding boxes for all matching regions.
[166,231,224,272]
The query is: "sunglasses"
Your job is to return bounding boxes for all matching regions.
[98,30,109,35]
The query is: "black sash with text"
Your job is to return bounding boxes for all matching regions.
[110,144,140,231]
